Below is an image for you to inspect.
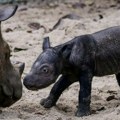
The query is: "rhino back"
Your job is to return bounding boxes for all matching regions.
[92,26,120,76]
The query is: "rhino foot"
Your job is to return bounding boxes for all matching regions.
[75,110,90,117]
[40,96,56,108]
[75,105,91,117]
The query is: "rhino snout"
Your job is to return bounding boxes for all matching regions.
[0,84,22,107]
[23,72,56,90]
[23,74,39,91]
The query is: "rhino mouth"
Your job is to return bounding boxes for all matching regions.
[0,86,20,107]
[1,97,15,107]
[24,79,55,90]
[24,83,49,91]
[24,78,57,91]
[1,96,20,108]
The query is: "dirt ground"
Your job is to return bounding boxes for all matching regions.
[1,0,120,120]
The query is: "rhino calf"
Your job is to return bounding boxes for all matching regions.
[24,26,120,117]
[0,5,25,107]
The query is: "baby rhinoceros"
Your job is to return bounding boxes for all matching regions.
[0,5,25,107]
[24,26,120,117]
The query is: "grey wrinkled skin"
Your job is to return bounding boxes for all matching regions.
[24,26,120,117]
[0,5,25,107]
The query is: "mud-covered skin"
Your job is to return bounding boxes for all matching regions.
[24,26,120,117]
[0,6,25,107]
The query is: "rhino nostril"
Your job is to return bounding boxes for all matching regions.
[23,76,32,87]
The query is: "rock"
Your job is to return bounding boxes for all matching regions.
[27,30,32,33]
[5,28,13,33]
[14,47,28,52]
[106,95,116,101]
[28,22,41,30]
[99,14,103,19]
[107,90,117,94]
[51,13,81,31]
[97,106,105,111]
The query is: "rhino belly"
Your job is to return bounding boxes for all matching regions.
[94,50,120,76]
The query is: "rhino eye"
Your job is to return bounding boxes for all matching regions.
[41,67,49,74]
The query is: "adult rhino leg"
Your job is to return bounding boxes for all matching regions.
[40,75,75,108]
[115,73,120,86]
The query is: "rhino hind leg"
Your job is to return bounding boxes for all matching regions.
[115,73,120,86]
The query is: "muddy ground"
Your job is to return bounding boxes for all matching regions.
[1,0,120,120]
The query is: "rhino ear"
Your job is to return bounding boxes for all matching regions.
[18,62,25,75]
[58,44,73,59]
[43,37,51,50]
[0,5,18,21]
[11,61,25,76]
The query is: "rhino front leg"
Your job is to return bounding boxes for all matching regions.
[40,75,74,108]
[76,70,93,117]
